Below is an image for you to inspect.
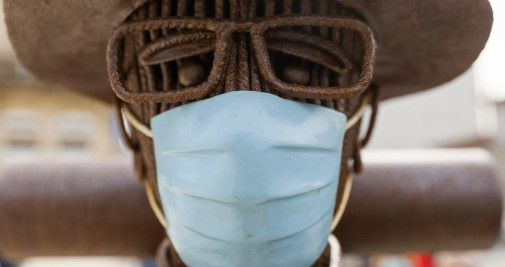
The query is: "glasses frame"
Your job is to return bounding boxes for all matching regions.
[107,15,376,104]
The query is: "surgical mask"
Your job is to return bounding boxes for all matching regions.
[147,91,358,267]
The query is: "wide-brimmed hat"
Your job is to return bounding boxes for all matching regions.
[4,0,492,102]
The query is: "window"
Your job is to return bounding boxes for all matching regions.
[55,112,95,154]
[1,110,41,153]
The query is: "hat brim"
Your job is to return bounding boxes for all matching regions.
[4,0,493,102]
[341,0,493,99]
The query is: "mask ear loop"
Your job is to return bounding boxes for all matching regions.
[330,174,353,232]
[114,97,140,150]
[353,86,380,173]
[121,104,153,138]
[120,104,164,227]
[330,96,369,232]
[119,105,165,226]
[145,178,168,228]
[346,95,368,132]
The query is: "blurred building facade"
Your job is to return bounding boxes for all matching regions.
[0,0,124,165]
[0,76,122,162]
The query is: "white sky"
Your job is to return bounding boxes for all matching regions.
[0,0,14,59]
[474,0,505,102]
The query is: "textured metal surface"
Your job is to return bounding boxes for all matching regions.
[107,15,376,103]
[0,150,501,262]
[340,0,494,99]
[3,0,493,102]
[0,159,165,261]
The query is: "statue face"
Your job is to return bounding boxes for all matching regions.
[111,0,377,264]
[113,0,375,184]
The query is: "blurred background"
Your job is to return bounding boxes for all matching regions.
[0,0,503,266]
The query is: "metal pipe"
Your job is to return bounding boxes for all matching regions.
[335,149,503,253]
[0,158,165,260]
[0,149,501,260]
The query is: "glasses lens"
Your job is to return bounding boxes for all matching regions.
[263,24,365,91]
[137,30,217,89]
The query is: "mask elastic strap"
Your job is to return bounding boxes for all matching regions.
[360,85,379,147]
[145,179,168,228]
[328,97,368,231]
[122,104,154,138]
[330,174,353,231]
[346,96,368,131]
[114,97,140,150]
[121,96,369,139]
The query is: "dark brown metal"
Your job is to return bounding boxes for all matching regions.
[4,0,493,102]
[138,32,216,66]
[351,85,380,172]
[1,150,501,262]
[107,15,376,103]
[360,84,380,147]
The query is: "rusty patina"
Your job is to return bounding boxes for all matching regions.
[107,15,376,102]
[4,0,493,102]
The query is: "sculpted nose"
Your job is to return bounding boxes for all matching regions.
[223,34,258,92]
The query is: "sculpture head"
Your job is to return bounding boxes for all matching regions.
[109,0,378,265]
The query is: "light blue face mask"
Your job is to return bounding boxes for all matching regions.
[151,91,347,267]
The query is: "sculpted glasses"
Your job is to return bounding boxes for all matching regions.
[107,15,376,103]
